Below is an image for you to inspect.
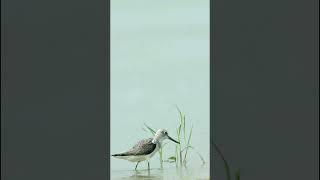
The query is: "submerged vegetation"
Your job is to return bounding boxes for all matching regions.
[143,106,205,169]
[175,106,205,168]
[142,106,241,180]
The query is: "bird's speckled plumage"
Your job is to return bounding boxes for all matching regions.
[112,138,156,156]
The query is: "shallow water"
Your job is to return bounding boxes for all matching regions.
[112,166,210,180]
[111,0,209,179]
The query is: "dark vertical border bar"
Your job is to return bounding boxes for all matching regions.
[106,0,111,179]
[211,0,319,179]
[1,0,110,179]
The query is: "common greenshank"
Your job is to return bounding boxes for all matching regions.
[112,129,179,170]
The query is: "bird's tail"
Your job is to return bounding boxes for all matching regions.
[111,153,126,157]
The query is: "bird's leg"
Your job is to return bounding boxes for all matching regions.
[135,162,140,171]
[146,161,150,175]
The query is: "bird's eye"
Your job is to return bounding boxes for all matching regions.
[164,131,168,134]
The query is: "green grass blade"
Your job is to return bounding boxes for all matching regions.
[224,163,231,180]
[180,146,206,166]
[181,145,194,152]
[143,123,164,168]
[195,151,206,165]
[175,106,184,167]
[177,124,181,137]
[175,105,183,124]
[168,156,176,161]
[183,125,193,164]
[175,126,180,167]
[143,123,156,135]
[187,125,193,145]
[183,115,186,144]
[211,140,231,180]
[176,124,182,167]
[159,148,163,169]
[235,169,240,180]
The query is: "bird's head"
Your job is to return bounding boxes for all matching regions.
[153,129,179,144]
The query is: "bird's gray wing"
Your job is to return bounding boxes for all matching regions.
[117,138,156,156]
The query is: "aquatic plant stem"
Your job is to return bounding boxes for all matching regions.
[176,106,187,144]
[183,125,193,165]
[159,147,163,169]
[178,125,182,167]
[175,106,184,168]
[175,128,179,167]
[182,114,188,167]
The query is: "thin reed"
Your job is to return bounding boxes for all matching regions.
[144,106,206,169]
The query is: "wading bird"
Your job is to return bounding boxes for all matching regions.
[112,129,179,170]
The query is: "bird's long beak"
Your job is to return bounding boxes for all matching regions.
[168,136,180,144]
